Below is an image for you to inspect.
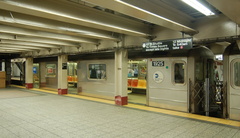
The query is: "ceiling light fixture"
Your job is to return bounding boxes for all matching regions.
[115,0,196,31]
[181,0,215,16]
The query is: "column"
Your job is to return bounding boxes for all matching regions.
[40,62,46,87]
[58,55,68,95]
[0,60,2,71]
[115,49,128,105]
[25,57,33,89]
[1,61,5,71]
[5,59,11,86]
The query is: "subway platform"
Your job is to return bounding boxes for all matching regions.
[1,86,240,138]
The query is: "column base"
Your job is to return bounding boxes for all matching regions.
[58,88,68,95]
[115,95,128,106]
[78,87,82,93]
[25,83,33,89]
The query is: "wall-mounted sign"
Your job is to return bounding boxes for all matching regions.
[33,67,37,74]
[62,63,67,69]
[143,38,192,52]
[152,61,164,67]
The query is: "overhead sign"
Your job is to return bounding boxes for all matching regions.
[142,38,193,52]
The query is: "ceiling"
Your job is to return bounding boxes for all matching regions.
[0,0,238,57]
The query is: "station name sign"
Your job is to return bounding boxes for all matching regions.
[142,38,193,52]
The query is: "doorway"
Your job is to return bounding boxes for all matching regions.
[67,62,78,94]
[127,59,147,105]
[190,59,224,118]
[33,63,40,88]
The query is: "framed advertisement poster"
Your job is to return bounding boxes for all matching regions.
[46,64,56,77]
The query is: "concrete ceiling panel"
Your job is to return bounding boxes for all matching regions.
[0,24,98,44]
[83,0,198,34]
[0,10,120,41]
[207,0,240,25]
[0,0,150,36]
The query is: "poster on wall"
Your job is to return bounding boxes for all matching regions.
[46,64,56,77]
[88,64,106,80]
[47,68,53,73]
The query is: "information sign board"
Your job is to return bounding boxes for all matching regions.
[62,63,67,69]
[143,38,192,52]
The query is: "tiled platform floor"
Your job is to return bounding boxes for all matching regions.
[0,89,41,99]
[1,87,240,138]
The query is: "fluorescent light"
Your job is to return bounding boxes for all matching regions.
[181,0,215,16]
[115,0,196,31]
[215,54,223,60]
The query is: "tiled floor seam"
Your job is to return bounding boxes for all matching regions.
[9,85,240,128]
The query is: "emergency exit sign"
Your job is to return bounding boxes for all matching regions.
[142,38,192,52]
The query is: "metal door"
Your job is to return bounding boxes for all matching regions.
[229,56,240,120]
[147,57,188,112]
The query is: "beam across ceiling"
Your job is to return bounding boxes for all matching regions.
[0,24,98,44]
[0,39,61,48]
[0,33,80,47]
[0,0,150,37]
[0,50,22,53]
[0,47,33,52]
[0,44,48,50]
[0,10,120,41]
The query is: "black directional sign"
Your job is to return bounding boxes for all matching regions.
[142,38,193,52]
